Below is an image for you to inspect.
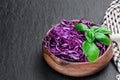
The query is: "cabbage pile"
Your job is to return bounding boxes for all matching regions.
[44,19,107,62]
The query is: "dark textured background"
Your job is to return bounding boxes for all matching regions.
[0,0,118,80]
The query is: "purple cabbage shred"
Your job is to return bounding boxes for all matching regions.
[44,19,107,62]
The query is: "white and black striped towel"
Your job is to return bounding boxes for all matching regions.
[103,0,120,76]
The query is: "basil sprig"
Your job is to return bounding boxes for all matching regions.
[82,41,99,62]
[75,23,111,62]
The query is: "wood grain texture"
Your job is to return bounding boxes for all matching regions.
[0,0,117,80]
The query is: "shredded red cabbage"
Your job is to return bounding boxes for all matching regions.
[44,19,107,62]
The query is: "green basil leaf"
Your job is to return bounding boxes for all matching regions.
[98,27,111,34]
[82,41,99,62]
[85,30,95,42]
[91,26,99,33]
[75,23,88,32]
[95,33,110,46]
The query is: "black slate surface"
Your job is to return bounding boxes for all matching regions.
[0,0,118,80]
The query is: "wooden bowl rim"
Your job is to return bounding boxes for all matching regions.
[43,19,113,64]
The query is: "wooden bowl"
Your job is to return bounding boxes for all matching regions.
[42,20,113,77]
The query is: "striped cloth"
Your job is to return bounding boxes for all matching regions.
[102,0,120,79]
